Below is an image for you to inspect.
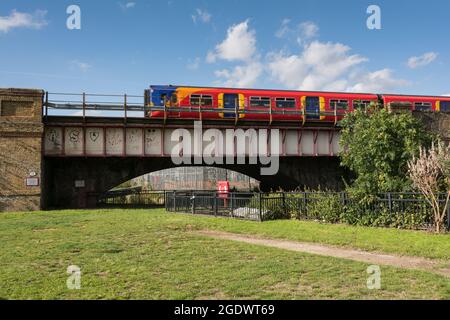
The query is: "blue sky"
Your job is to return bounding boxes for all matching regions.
[1,0,450,96]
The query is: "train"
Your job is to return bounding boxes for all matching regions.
[144,85,450,123]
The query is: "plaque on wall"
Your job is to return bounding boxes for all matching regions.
[25,177,39,187]
[75,180,85,188]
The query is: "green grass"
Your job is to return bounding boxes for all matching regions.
[163,210,450,260]
[0,209,449,299]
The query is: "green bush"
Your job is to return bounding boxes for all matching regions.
[340,108,432,197]
[304,192,344,223]
[240,191,435,230]
[337,193,433,230]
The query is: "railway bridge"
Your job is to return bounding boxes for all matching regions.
[1,88,348,211]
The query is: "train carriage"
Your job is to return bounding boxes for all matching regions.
[382,94,450,113]
[144,85,450,124]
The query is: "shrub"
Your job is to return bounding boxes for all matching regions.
[340,108,432,197]
[304,192,344,223]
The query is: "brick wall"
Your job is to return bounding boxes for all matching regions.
[0,88,44,212]
[412,111,450,142]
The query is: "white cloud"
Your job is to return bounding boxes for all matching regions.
[119,2,136,10]
[275,18,291,38]
[207,20,256,63]
[191,9,211,24]
[407,52,438,69]
[207,20,260,87]
[187,57,201,70]
[208,20,408,92]
[214,62,263,88]
[70,60,92,72]
[442,93,450,97]
[275,19,318,45]
[0,9,48,33]
[299,21,319,40]
[348,69,410,93]
[267,41,409,93]
[268,41,367,91]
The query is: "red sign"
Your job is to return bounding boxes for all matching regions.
[217,181,229,199]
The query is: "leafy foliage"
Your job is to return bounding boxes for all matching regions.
[340,108,432,196]
[408,142,450,232]
[304,192,344,223]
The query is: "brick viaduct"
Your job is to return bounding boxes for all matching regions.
[0,88,448,212]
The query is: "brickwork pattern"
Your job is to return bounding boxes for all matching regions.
[0,88,44,212]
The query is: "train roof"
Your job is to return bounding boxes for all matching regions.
[149,84,450,99]
[149,84,378,96]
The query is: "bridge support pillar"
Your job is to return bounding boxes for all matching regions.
[0,88,44,212]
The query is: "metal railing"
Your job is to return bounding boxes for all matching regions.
[43,91,446,125]
[98,190,166,208]
[165,191,450,229]
[43,92,145,119]
[165,191,263,221]
[42,91,349,124]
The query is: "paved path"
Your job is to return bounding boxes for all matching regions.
[195,230,450,278]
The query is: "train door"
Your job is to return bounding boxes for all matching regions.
[219,93,245,119]
[305,96,320,120]
[440,101,450,112]
[223,93,238,118]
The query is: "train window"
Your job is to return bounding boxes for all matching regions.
[190,94,213,107]
[160,94,167,105]
[330,99,349,110]
[414,102,432,111]
[275,97,296,108]
[441,101,450,112]
[353,100,371,110]
[250,96,271,108]
[389,102,412,109]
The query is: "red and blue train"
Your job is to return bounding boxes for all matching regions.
[144,85,450,123]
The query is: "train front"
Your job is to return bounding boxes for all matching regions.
[144,85,178,118]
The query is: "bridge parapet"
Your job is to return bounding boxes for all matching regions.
[0,88,44,211]
[43,124,341,158]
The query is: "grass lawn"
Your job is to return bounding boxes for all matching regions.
[0,209,449,299]
[168,210,450,260]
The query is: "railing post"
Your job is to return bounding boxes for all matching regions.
[124,93,127,123]
[214,193,218,217]
[82,92,86,121]
[282,192,286,217]
[387,192,392,223]
[173,192,176,212]
[191,192,196,215]
[303,192,308,214]
[341,191,347,207]
[259,193,263,221]
[230,192,234,217]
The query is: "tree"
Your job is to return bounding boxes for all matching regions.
[408,142,450,233]
[340,107,431,196]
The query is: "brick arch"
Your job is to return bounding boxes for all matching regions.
[42,156,349,209]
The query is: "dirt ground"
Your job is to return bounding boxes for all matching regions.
[195,230,450,278]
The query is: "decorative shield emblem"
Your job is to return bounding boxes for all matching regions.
[89,131,100,142]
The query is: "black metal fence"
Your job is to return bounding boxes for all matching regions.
[165,191,263,221]
[98,190,166,208]
[165,191,450,230]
